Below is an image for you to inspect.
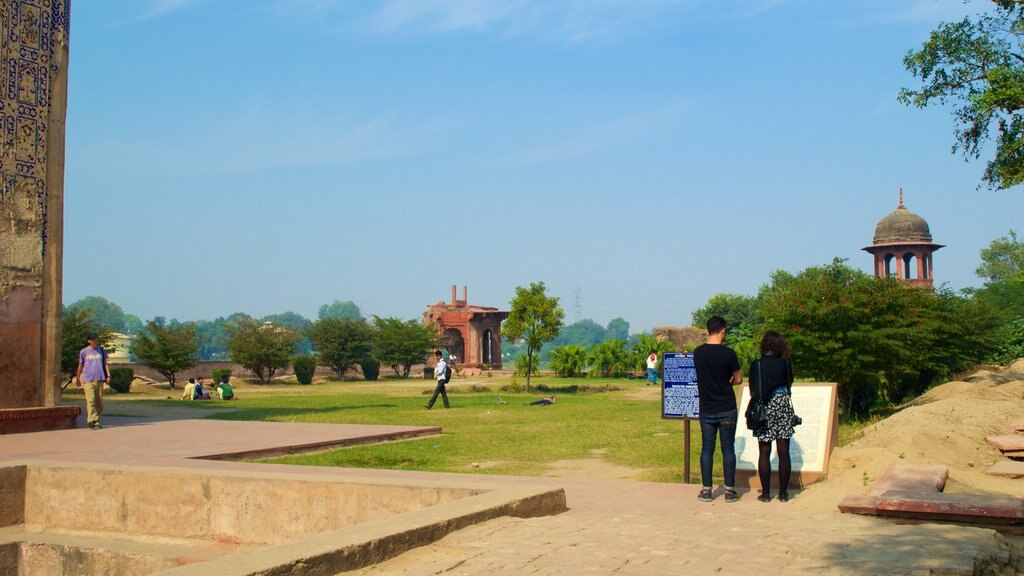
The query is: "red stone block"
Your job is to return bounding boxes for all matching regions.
[988,435,1024,451]
[988,461,1024,479]
[837,495,878,515]
[1005,450,1024,461]
[869,463,948,496]
[0,407,80,435]
[875,491,1024,524]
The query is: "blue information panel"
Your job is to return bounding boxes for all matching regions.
[662,352,699,419]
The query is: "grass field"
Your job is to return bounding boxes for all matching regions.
[68,373,827,484]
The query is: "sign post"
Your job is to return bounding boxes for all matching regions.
[661,352,699,483]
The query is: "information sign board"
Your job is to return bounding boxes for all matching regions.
[735,383,838,486]
[662,352,699,419]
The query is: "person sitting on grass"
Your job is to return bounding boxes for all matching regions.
[216,375,234,400]
[182,378,197,401]
[193,377,211,400]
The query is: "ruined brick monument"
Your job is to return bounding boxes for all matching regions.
[424,286,508,369]
[0,0,78,433]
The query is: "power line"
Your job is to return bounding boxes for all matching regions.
[572,285,583,323]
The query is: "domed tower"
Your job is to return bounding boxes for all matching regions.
[862,188,944,286]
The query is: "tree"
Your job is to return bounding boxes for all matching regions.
[318,300,362,321]
[66,296,130,333]
[760,258,996,418]
[263,311,314,354]
[503,282,564,391]
[606,317,630,341]
[629,334,676,373]
[977,229,1024,282]
[131,320,199,388]
[373,317,438,378]
[227,318,298,382]
[588,339,629,378]
[60,307,114,388]
[309,317,375,379]
[691,293,761,330]
[548,344,589,377]
[899,1,1024,190]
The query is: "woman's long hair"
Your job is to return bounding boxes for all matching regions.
[759,330,790,358]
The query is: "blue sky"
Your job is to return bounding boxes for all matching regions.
[64,0,1024,333]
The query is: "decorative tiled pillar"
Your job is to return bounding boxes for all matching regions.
[0,0,78,432]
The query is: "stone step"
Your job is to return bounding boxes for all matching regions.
[988,435,1024,452]
[868,463,947,496]
[874,491,1024,525]
[988,461,1024,479]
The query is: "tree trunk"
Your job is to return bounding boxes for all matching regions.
[525,347,533,392]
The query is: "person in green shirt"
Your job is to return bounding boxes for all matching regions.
[216,375,234,400]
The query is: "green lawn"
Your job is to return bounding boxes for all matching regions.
[89,375,758,484]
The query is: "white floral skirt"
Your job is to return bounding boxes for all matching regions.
[755,392,795,442]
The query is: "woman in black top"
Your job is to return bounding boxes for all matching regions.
[748,331,795,502]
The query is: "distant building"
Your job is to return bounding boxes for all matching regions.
[107,333,133,364]
[862,188,944,286]
[424,286,508,369]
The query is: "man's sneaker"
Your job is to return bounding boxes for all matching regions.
[87,422,96,429]
[724,489,740,503]
[697,489,713,502]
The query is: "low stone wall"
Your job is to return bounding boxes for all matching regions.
[23,464,477,545]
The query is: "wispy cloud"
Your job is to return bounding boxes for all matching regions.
[139,0,212,20]
[370,0,706,45]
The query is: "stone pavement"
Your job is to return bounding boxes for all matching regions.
[1,417,1019,575]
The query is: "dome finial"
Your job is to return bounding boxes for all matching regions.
[898,186,904,209]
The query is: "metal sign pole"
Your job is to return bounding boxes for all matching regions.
[683,418,691,484]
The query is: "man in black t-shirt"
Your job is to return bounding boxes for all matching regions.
[692,315,743,503]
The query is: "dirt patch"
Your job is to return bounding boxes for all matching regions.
[806,361,1024,505]
[544,448,645,480]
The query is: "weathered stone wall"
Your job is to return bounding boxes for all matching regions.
[653,326,705,351]
[0,0,71,409]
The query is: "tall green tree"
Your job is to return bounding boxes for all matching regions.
[548,344,589,377]
[977,229,1024,282]
[309,318,375,379]
[66,296,130,333]
[503,282,564,391]
[227,318,299,382]
[761,258,996,418]
[263,311,314,354]
[691,293,761,330]
[373,317,438,378]
[899,1,1024,189]
[606,317,630,341]
[318,300,363,321]
[131,320,199,389]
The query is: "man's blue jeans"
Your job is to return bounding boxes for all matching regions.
[699,410,737,489]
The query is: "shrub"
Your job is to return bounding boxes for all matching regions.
[292,355,316,385]
[360,357,380,381]
[211,368,232,383]
[108,366,134,394]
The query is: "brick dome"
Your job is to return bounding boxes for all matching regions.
[872,205,932,244]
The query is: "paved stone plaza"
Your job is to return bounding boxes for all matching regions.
[1,416,1019,575]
